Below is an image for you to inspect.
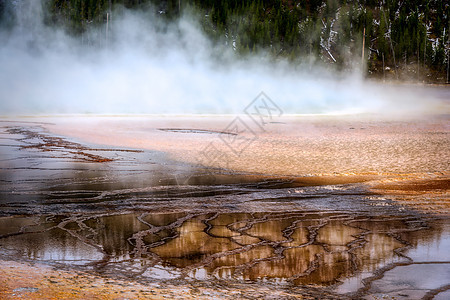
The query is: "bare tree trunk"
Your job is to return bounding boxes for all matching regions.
[424,19,427,69]
[447,45,449,84]
[417,33,420,82]
[362,27,365,66]
[383,8,398,79]
[106,13,108,47]
[106,0,111,48]
[404,51,406,70]
[447,25,449,83]
[447,50,449,83]
[417,8,420,82]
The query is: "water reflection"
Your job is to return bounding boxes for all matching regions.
[0,211,448,293]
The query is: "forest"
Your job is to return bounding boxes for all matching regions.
[1,0,449,82]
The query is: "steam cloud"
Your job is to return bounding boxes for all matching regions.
[0,0,447,116]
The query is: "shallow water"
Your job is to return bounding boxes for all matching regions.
[0,119,449,299]
[0,211,449,298]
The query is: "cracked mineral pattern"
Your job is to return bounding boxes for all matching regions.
[0,119,449,299]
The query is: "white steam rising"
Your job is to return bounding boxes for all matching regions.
[0,0,447,115]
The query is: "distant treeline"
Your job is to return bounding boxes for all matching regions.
[2,0,449,81]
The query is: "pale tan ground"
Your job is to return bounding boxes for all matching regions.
[0,260,169,299]
[0,260,312,299]
[0,260,228,299]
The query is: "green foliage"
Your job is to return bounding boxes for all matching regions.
[0,0,16,30]
[34,0,449,77]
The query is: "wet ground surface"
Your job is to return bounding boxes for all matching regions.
[0,119,449,299]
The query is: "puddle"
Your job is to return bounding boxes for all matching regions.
[366,264,450,299]
[402,220,450,262]
[158,128,237,135]
[1,212,449,295]
[435,290,450,300]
